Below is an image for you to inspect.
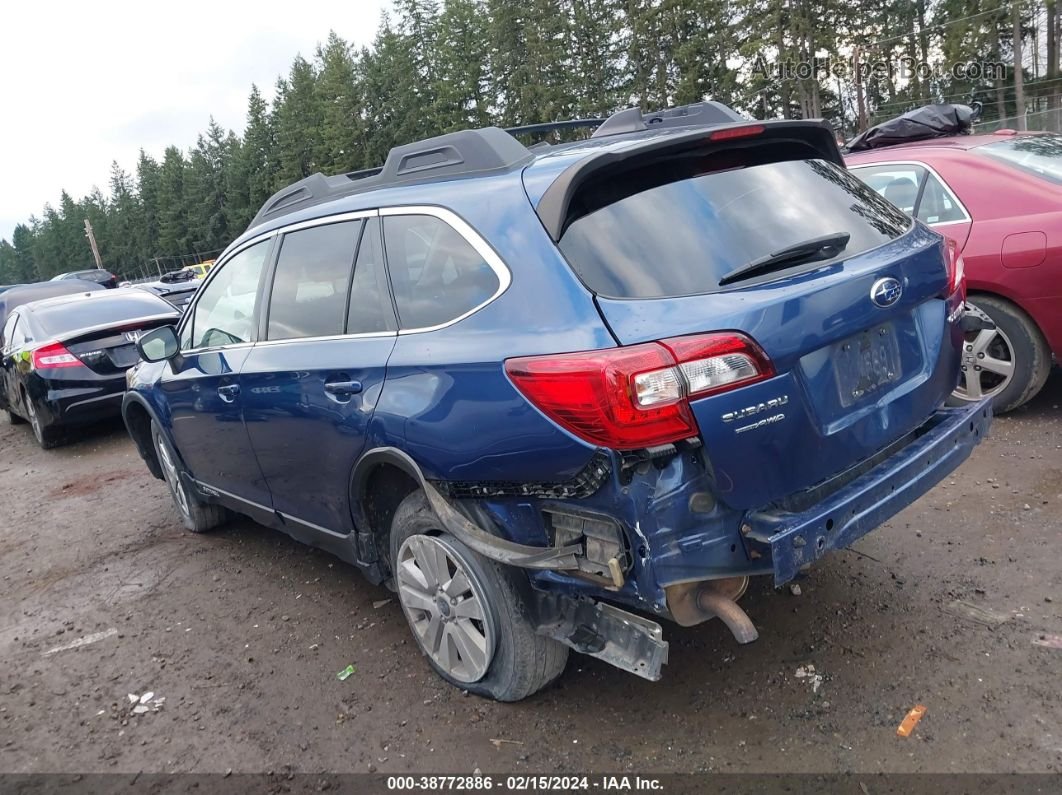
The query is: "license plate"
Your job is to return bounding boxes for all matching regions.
[835,324,902,407]
[109,345,141,369]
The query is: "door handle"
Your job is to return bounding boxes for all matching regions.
[323,379,363,396]
[217,383,241,403]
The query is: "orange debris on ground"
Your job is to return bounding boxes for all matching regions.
[896,704,927,737]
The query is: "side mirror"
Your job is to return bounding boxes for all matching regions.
[137,325,179,362]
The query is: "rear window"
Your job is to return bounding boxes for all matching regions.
[975,135,1062,183]
[34,293,172,337]
[557,158,911,299]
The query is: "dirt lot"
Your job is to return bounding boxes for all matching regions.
[0,376,1059,776]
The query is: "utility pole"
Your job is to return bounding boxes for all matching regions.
[1014,0,1026,130]
[83,219,104,270]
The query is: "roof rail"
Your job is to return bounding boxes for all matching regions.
[249,102,750,228]
[250,126,534,228]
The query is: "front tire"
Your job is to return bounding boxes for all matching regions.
[949,296,1051,413]
[151,421,229,533]
[390,491,568,702]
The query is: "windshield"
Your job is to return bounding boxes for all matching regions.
[557,158,911,299]
[975,135,1062,184]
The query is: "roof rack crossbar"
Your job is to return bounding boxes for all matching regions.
[503,119,606,137]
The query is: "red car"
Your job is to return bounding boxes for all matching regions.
[847,131,1061,411]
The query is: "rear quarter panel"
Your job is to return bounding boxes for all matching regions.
[368,174,616,483]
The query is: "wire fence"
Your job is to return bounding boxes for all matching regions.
[112,248,224,285]
[977,106,1062,132]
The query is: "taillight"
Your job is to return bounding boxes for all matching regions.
[505,333,774,450]
[32,342,82,370]
[944,237,966,299]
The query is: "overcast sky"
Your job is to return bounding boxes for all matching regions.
[0,0,391,242]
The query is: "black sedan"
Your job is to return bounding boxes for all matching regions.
[0,280,105,335]
[51,269,120,289]
[1,290,178,448]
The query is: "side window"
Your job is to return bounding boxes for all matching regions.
[851,165,926,215]
[189,240,270,349]
[916,173,967,224]
[267,221,359,341]
[383,214,500,330]
[346,218,395,335]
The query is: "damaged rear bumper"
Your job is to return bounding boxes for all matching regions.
[532,592,669,681]
[743,398,992,586]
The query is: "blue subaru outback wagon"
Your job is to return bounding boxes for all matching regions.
[124,102,991,700]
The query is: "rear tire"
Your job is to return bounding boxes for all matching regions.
[151,421,229,533]
[389,491,568,702]
[948,296,1050,413]
[24,394,62,449]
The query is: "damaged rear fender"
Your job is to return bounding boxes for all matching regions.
[349,446,583,571]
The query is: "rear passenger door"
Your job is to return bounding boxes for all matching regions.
[240,212,398,535]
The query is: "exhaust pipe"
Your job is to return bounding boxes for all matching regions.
[665,576,759,644]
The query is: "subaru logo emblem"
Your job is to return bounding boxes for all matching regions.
[870,277,902,308]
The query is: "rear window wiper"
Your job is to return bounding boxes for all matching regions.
[718,231,851,287]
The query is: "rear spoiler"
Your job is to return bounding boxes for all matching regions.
[535,119,844,242]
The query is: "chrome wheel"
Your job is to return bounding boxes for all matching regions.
[954,322,1015,401]
[156,433,190,518]
[396,534,496,683]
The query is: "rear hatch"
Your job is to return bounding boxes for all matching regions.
[545,127,960,509]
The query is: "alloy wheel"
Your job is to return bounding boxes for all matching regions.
[25,398,44,445]
[955,324,1016,401]
[396,534,496,683]
[156,434,191,518]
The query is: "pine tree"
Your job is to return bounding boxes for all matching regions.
[136,151,162,263]
[9,224,38,282]
[226,84,278,232]
[314,32,363,173]
[434,0,492,131]
[358,16,424,165]
[274,56,321,188]
[157,146,188,257]
[186,118,231,254]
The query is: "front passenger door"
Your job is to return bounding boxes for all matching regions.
[161,238,274,507]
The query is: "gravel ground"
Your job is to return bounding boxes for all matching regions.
[0,374,1059,776]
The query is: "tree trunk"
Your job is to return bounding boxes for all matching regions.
[1013,0,1026,130]
[1048,0,1060,131]
[917,0,930,100]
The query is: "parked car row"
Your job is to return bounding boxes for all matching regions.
[845,105,1061,412]
[1,286,179,447]
[4,102,1028,702]
[0,268,202,446]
